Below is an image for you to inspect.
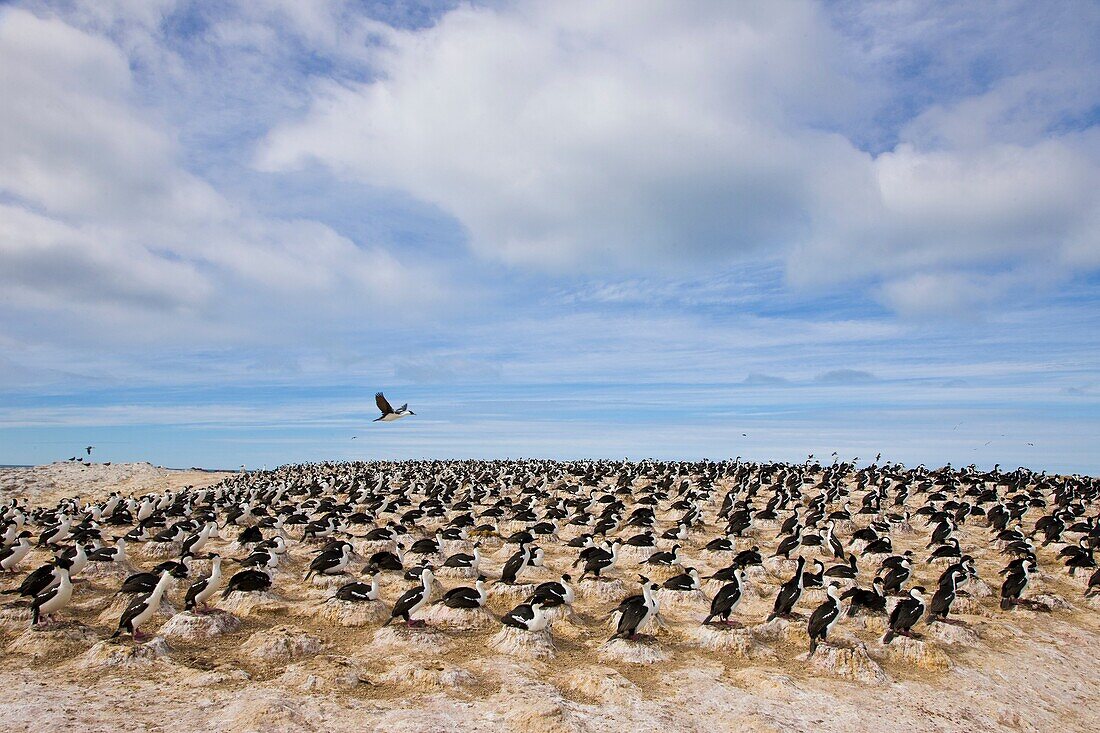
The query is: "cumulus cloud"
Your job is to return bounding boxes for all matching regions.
[0,6,438,344]
[258,0,1100,311]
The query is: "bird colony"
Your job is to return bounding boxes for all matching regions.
[2,459,1099,731]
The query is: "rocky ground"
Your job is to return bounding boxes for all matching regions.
[1,463,1098,733]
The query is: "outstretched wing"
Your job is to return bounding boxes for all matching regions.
[375,392,394,415]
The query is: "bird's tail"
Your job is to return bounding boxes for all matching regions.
[809,637,818,657]
[883,630,895,644]
[1000,597,1012,610]
[111,627,122,639]
[382,615,395,627]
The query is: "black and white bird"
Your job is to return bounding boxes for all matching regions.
[579,540,621,579]
[384,567,435,627]
[644,543,681,567]
[767,556,806,621]
[929,566,963,622]
[87,537,127,564]
[334,571,381,602]
[38,515,72,547]
[883,586,926,643]
[184,554,223,613]
[31,565,73,627]
[442,543,481,571]
[374,392,415,422]
[807,582,843,656]
[113,569,172,639]
[610,577,661,641]
[222,566,273,597]
[501,544,538,584]
[662,566,702,591]
[305,541,352,580]
[438,575,488,609]
[529,574,574,608]
[702,568,746,626]
[368,543,405,573]
[1000,558,1036,610]
[502,599,549,631]
[5,562,63,598]
[0,531,33,572]
[841,577,887,615]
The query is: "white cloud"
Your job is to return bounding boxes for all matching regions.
[0,6,440,346]
[258,0,1100,311]
[258,1,863,272]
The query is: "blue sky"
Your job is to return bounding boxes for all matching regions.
[1,1,1098,472]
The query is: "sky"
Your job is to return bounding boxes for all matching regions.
[1,0,1098,472]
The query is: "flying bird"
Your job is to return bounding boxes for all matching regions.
[374,392,415,422]
[85,446,94,456]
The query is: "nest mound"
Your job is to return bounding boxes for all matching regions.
[420,603,497,629]
[752,616,810,645]
[805,641,889,684]
[275,655,366,692]
[599,636,667,664]
[312,598,388,626]
[219,591,286,617]
[159,610,241,641]
[576,577,627,603]
[240,626,323,664]
[557,666,638,702]
[882,635,953,671]
[654,587,709,611]
[692,624,756,655]
[139,541,182,559]
[7,622,99,658]
[370,660,479,690]
[80,636,172,669]
[372,625,450,653]
[488,626,556,659]
[308,573,353,589]
[925,620,982,646]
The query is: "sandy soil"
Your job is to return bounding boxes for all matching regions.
[1,462,1098,733]
[0,461,230,506]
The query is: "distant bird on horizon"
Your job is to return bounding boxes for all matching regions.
[374,392,415,422]
[85,446,94,456]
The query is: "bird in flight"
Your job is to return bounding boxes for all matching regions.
[374,392,415,422]
[85,446,94,456]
